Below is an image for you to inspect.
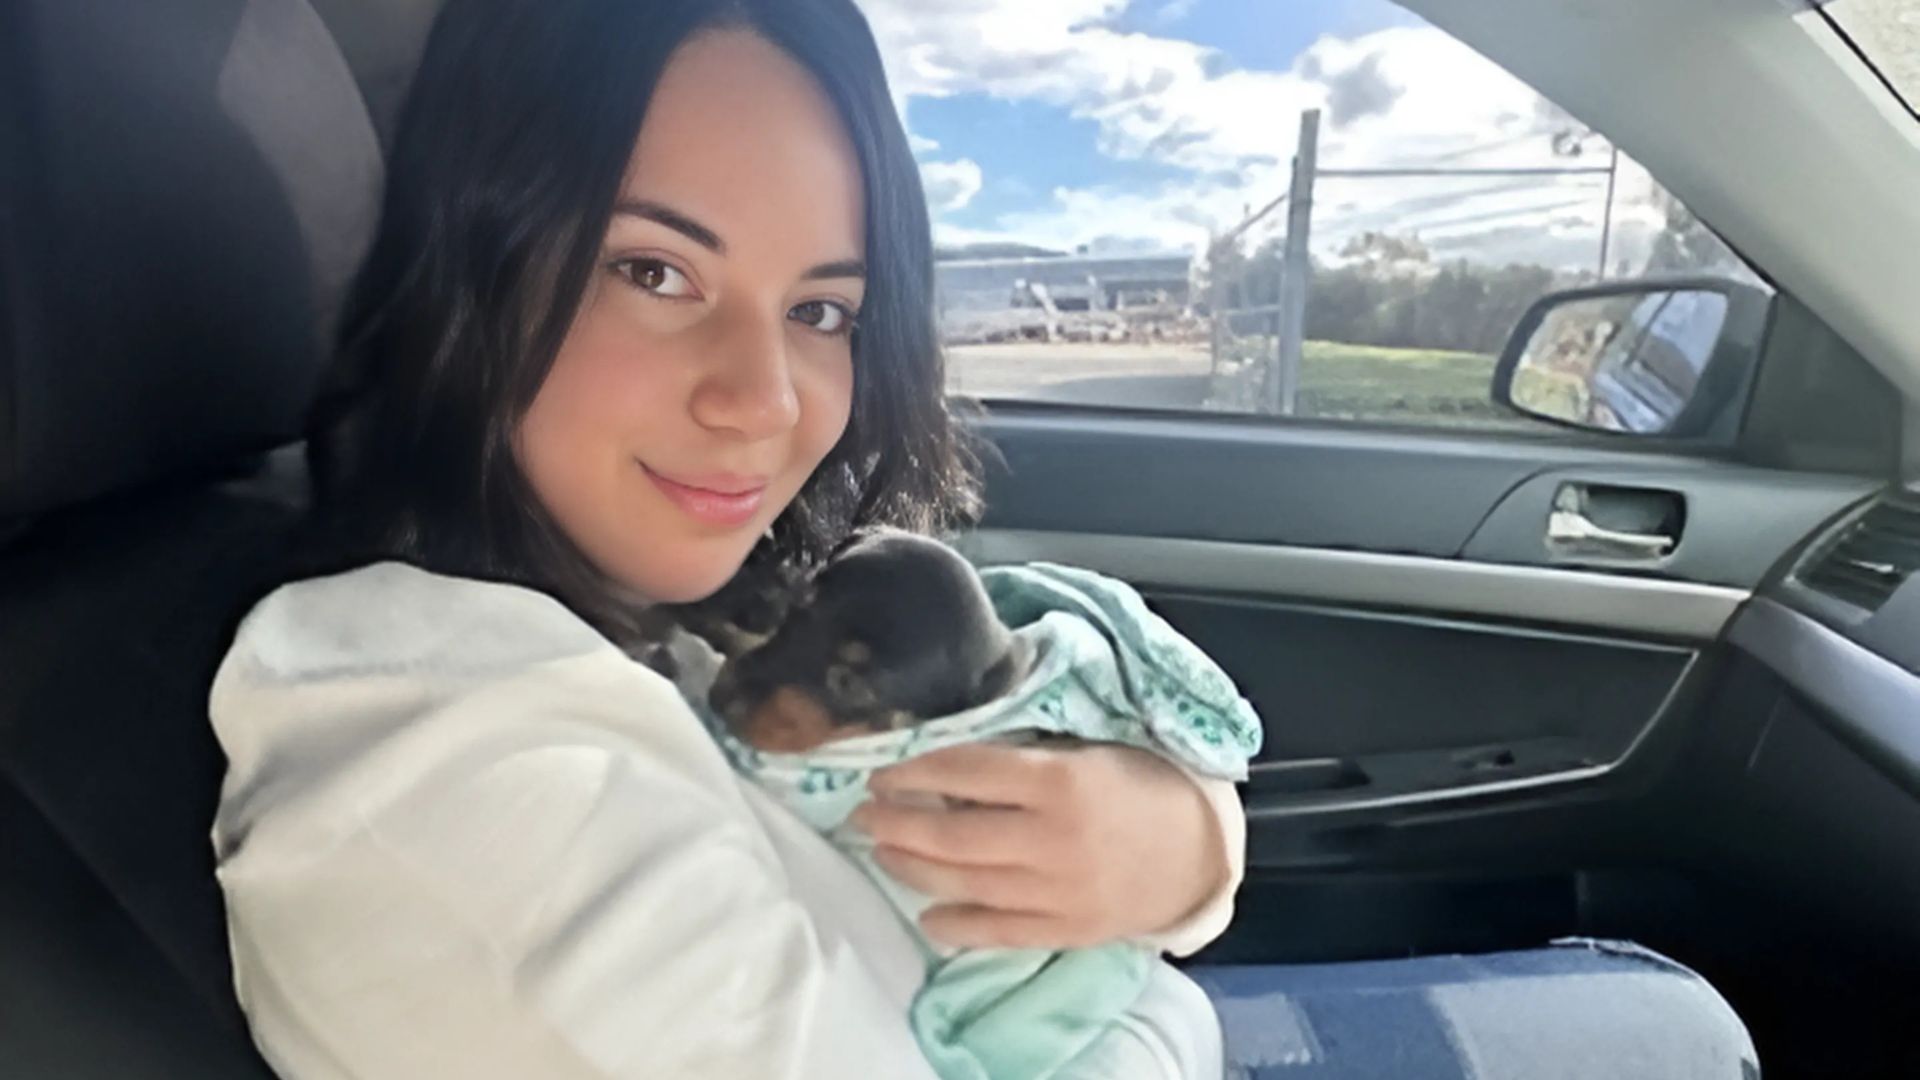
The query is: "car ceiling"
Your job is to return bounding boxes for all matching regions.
[1404,0,1920,415]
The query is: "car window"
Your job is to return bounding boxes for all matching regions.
[859,0,1774,430]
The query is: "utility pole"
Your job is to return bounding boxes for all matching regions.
[1211,110,1615,415]
[1597,144,1620,279]
[1271,109,1319,416]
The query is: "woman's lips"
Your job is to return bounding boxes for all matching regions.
[640,463,768,527]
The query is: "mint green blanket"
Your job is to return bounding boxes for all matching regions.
[683,562,1262,1079]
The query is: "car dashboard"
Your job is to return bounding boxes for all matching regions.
[1680,482,1920,968]
[1741,483,1920,794]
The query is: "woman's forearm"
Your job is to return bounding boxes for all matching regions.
[1140,771,1245,957]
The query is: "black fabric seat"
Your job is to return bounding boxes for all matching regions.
[0,1,435,1074]
[1,466,302,1078]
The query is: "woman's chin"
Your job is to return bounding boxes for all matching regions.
[609,542,756,606]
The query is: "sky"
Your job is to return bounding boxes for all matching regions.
[854,0,1677,271]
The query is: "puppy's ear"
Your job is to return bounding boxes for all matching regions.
[640,644,680,680]
[827,528,873,560]
[829,524,906,561]
[741,689,841,754]
[974,639,1032,702]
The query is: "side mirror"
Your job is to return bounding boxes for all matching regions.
[1492,277,1772,439]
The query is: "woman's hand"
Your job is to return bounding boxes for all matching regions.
[849,742,1228,951]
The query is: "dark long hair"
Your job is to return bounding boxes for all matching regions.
[301,0,981,647]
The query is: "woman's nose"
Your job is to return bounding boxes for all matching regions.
[690,308,802,440]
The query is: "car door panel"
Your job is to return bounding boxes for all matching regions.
[1144,594,1691,763]
[959,528,1704,863]
[976,412,1583,557]
[962,408,1881,960]
[976,411,1875,578]
[956,529,1747,641]
[1464,463,1880,586]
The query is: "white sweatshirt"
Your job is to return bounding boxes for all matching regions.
[209,561,1245,1079]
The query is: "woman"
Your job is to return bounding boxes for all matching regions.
[210,0,1240,1076]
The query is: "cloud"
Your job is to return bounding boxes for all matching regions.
[859,5,1544,172]
[932,162,1641,275]
[920,158,985,211]
[909,132,942,153]
[861,0,1223,145]
[934,170,1284,254]
[1322,51,1401,127]
[861,2,1682,272]
[1151,0,1198,25]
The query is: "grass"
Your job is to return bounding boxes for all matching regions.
[1211,338,1534,428]
[1297,340,1501,422]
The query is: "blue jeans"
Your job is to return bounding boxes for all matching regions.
[1190,939,1759,1079]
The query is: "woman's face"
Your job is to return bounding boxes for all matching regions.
[516,29,865,604]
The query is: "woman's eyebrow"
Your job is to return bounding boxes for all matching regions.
[612,199,725,253]
[610,201,860,282]
[803,259,866,281]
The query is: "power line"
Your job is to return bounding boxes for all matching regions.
[1317,165,1615,178]
[1218,192,1287,247]
[1220,162,1617,244]
[1215,109,1628,419]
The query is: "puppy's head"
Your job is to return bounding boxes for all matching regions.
[709,530,1028,749]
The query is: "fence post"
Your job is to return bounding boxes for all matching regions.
[1597,144,1620,279]
[1207,237,1224,381]
[1271,109,1319,416]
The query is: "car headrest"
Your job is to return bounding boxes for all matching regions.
[0,0,386,522]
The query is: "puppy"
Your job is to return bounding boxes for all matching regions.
[706,529,1031,753]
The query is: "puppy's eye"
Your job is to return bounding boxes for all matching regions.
[737,599,787,636]
[824,663,875,706]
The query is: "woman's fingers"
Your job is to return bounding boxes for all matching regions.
[860,743,1231,948]
[867,742,1074,809]
[917,904,1094,952]
[870,845,1053,911]
[849,799,1038,868]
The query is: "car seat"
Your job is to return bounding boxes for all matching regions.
[0,0,434,1073]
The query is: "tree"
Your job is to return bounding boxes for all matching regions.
[1645,188,1737,274]
[1338,230,1432,268]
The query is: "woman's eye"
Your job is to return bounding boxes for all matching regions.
[614,258,696,299]
[790,299,857,336]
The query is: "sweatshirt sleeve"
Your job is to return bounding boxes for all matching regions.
[210,564,938,1080]
[1137,771,1246,958]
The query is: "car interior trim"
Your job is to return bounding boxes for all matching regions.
[1727,596,1920,797]
[1905,401,1919,477]
[956,529,1750,642]
[1241,648,1700,822]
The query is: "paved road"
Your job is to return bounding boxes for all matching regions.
[946,342,1213,409]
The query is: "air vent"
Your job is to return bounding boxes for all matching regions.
[1800,489,1920,612]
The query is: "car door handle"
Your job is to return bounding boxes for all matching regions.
[1548,506,1677,559]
